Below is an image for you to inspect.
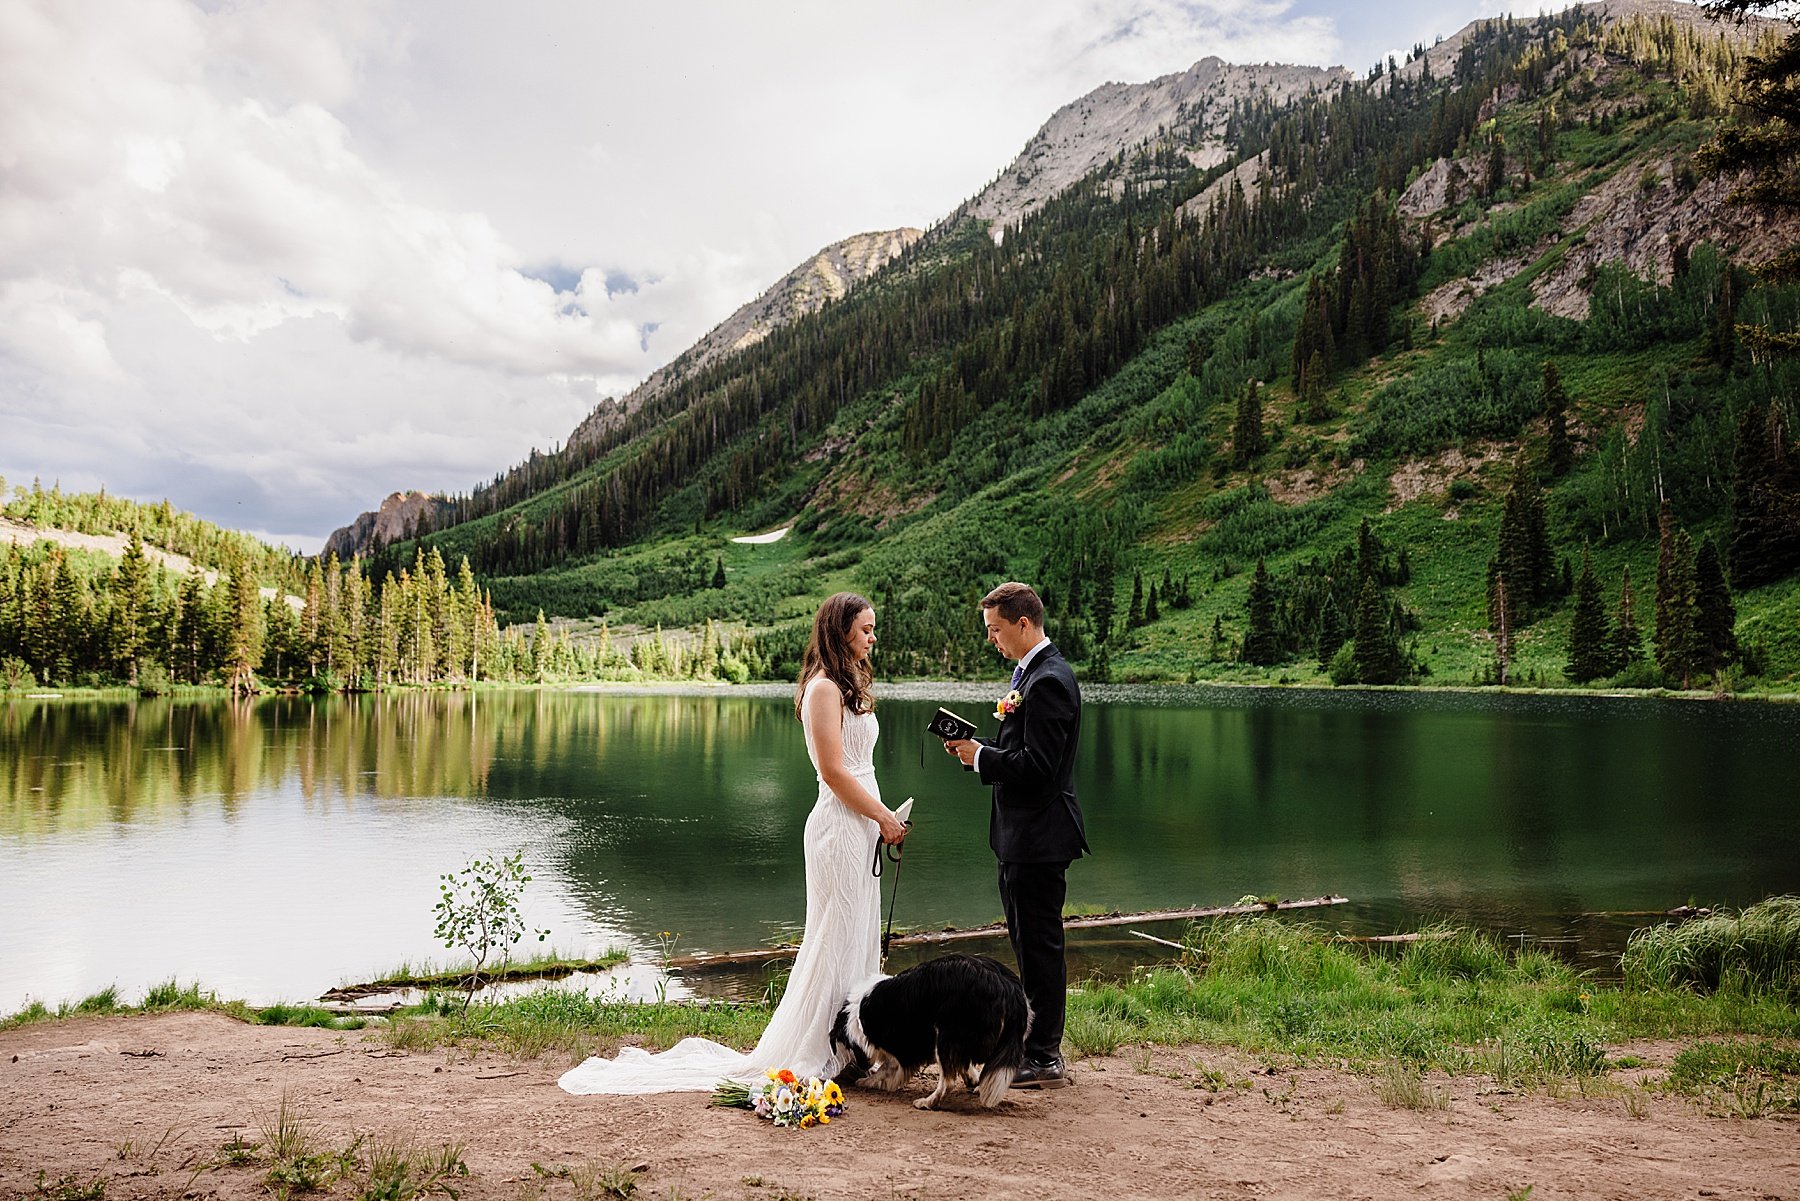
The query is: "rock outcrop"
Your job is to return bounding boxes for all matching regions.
[964,57,1349,239]
[323,491,447,560]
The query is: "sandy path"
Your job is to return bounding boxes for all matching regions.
[1,1013,1794,1201]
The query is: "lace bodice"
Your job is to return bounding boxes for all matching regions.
[802,676,879,778]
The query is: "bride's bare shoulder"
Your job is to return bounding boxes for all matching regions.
[799,674,837,710]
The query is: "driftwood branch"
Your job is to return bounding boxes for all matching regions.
[665,895,1349,974]
[1128,929,1188,951]
[309,896,1354,1005]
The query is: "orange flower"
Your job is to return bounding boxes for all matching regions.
[777,1069,798,1085]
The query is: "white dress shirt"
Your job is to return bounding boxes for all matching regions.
[975,636,1050,773]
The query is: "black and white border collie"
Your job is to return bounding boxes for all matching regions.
[830,953,1031,1110]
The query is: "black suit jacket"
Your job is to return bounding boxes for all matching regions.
[975,643,1089,864]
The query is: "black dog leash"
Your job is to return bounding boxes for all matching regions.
[873,798,915,962]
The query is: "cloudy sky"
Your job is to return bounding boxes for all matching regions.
[4,0,1580,550]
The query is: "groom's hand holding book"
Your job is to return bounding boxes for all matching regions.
[929,707,981,771]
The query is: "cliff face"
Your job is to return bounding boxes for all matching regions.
[1401,4,1800,326]
[323,491,446,560]
[565,227,922,451]
[963,57,1350,238]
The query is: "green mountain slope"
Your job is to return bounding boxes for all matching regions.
[379,9,1800,692]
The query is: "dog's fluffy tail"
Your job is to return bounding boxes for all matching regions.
[974,985,1032,1107]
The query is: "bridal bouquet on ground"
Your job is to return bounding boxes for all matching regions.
[711,1069,846,1129]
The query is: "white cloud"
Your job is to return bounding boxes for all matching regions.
[0,0,1514,545]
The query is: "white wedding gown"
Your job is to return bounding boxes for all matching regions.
[558,676,882,1094]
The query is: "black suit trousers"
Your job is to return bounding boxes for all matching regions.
[998,859,1069,1061]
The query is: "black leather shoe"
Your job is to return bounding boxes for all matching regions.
[1010,1057,1072,1089]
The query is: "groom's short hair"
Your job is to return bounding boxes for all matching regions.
[982,582,1043,628]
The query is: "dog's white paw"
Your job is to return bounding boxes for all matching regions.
[912,1095,941,1111]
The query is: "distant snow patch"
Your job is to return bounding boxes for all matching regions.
[731,527,790,544]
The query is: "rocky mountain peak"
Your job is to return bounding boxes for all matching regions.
[963,56,1351,238]
[323,490,446,561]
[566,226,921,452]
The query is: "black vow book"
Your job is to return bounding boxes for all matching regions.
[927,707,979,741]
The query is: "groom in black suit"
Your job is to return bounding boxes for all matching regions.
[946,581,1088,1088]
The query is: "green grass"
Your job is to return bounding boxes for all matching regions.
[1622,896,1800,999]
[26,1173,108,1201]
[1666,1040,1800,1116]
[345,948,630,993]
[254,1004,368,1030]
[355,1137,468,1201]
[1062,913,1800,1090]
[142,978,216,1011]
[382,987,773,1061]
[8,907,1799,1107]
[373,907,1797,1099]
[0,984,365,1032]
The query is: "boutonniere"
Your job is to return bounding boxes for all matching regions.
[994,689,1023,720]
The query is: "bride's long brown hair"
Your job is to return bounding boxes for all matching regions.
[795,592,875,718]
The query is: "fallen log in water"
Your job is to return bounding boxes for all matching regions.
[665,895,1350,973]
[1577,906,1713,920]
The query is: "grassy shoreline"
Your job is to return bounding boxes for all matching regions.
[8,677,1799,704]
[321,949,632,999]
[9,902,1797,1115]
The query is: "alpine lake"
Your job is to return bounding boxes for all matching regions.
[4,683,1798,1014]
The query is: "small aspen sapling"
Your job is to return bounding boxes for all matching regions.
[432,850,550,1011]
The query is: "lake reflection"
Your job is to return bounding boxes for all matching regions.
[3,685,1797,1011]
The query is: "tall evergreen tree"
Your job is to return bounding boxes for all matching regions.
[1090,558,1116,647]
[174,566,208,684]
[1489,570,1513,686]
[1565,546,1611,682]
[1314,597,1347,669]
[1694,538,1739,676]
[1241,559,1280,665]
[455,557,484,680]
[222,548,264,694]
[301,558,325,676]
[1656,524,1702,688]
[1608,565,1645,674]
[262,593,299,680]
[109,531,153,685]
[1232,379,1266,465]
[1542,360,1572,477]
[1352,576,1405,684]
[1729,403,1800,588]
[1710,262,1738,366]
[1496,455,1553,616]
[48,552,88,685]
[1127,569,1144,629]
[532,610,552,683]
[1654,499,1681,675]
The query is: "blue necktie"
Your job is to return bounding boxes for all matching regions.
[1010,663,1024,692]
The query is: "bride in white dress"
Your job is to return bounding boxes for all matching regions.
[559,593,908,1095]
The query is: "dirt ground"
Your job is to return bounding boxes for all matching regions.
[2,1013,1795,1201]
